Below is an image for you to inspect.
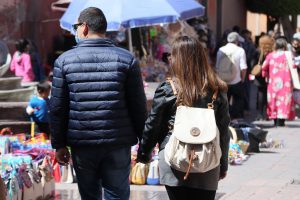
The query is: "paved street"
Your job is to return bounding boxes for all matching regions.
[55,118,300,200]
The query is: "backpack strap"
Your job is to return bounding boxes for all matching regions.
[166,78,177,96]
[207,90,218,109]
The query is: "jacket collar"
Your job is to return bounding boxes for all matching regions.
[76,38,115,48]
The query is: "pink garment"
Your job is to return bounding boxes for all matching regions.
[262,51,296,120]
[10,51,35,82]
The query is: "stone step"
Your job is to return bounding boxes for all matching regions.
[0,87,34,102]
[0,102,29,121]
[0,120,31,134]
[0,77,22,90]
[0,54,11,77]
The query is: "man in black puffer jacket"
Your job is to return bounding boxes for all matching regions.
[50,7,147,200]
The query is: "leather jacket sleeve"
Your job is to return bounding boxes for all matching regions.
[215,92,231,173]
[137,82,176,163]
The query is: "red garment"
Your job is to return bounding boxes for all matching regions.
[262,51,296,120]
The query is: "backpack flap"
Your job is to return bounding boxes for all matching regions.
[173,106,217,144]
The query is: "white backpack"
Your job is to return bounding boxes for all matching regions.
[216,46,238,83]
[164,79,222,180]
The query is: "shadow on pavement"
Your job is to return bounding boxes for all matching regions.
[258,150,280,154]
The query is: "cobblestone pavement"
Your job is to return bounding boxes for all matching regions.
[55,119,300,200]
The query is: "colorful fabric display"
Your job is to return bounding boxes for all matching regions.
[228,143,248,165]
[5,170,22,200]
[1,154,32,171]
[0,137,10,155]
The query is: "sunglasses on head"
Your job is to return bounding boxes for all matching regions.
[72,23,83,31]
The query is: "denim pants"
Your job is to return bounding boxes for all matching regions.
[71,145,131,200]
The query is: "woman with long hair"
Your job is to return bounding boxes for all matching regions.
[251,35,274,120]
[262,37,296,126]
[137,36,230,200]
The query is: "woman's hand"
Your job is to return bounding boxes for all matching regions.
[219,171,227,180]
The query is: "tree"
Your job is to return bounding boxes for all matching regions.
[245,0,300,40]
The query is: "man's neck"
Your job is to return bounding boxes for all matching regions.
[86,33,105,39]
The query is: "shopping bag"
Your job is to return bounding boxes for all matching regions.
[39,156,55,198]
[286,51,300,89]
[146,159,160,185]
[28,168,43,200]
[131,163,148,185]
[61,164,74,184]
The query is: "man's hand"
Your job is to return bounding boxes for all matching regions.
[56,147,70,166]
[219,171,227,180]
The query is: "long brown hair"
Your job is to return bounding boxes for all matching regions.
[258,35,274,56]
[170,36,227,106]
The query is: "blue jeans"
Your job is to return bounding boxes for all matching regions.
[71,145,131,200]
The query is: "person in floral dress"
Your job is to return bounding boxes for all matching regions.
[262,37,296,126]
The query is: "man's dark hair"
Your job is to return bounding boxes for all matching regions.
[292,37,300,44]
[37,81,51,94]
[78,7,107,34]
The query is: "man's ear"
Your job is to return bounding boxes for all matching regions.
[83,24,89,37]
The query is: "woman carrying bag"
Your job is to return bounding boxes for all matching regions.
[137,36,230,200]
[262,37,296,127]
[251,35,274,121]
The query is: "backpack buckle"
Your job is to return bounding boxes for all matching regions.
[190,127,200,136]
[207,103,214,109]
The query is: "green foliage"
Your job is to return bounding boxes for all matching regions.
[245,0,300,16]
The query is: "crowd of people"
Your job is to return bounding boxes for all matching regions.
[215,27,300,127]
[1,6,300,200]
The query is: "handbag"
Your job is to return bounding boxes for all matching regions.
[251,51,264,76]
[286,51,300,89]
[164,79,222,180]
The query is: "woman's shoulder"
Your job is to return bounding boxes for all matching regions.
[21,53,31,59]
[156,80,176,96]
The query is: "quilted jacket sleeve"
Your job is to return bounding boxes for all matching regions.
[49,58,70,150]
[125,59,147,141]
[216,92,231,173]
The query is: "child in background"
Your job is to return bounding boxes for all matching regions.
[26,82,51,137]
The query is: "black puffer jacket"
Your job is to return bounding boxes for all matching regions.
[50,39,147,149]
[138,81,231,173]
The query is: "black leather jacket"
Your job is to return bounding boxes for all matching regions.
[138,81,231,173]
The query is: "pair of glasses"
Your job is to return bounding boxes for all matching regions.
[72,23,83,31]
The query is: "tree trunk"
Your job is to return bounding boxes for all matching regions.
[291,15,298,32]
